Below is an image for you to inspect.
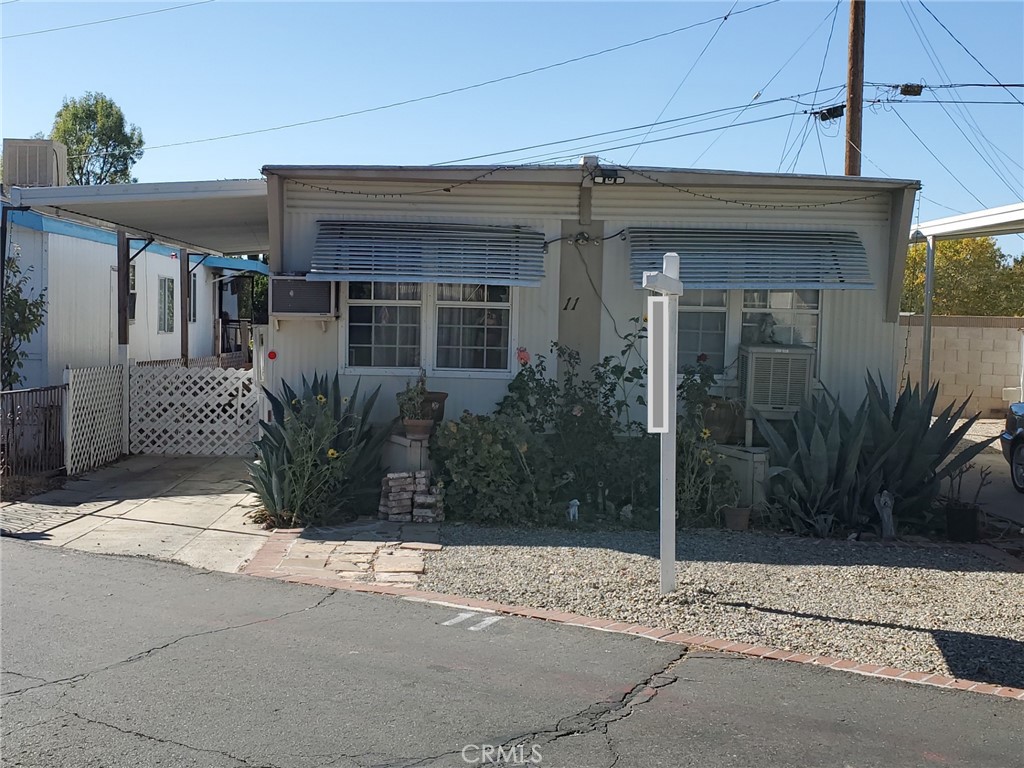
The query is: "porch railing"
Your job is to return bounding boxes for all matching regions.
[0,385,66,476]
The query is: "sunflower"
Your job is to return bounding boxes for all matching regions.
[704,457,713,465]
[327,448,339,459]
[700,428,711,440]
[316,394,327,404]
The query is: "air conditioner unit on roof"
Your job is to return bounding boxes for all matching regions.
[269,276,336,318]
[738,344,815,420]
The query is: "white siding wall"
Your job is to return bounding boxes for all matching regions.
[271,184,567,419]
[44,232,118,384]
[597,211,899,412]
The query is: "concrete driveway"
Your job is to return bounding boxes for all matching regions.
[0,455,268,572]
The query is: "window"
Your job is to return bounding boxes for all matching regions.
[741,289,819,348]
[188,272,197,324]
[436,284,511,371]
[128,264,137,322]
[344,282,515,371]
[347,282,422,367]
[158,277,175,333]
[678,289,727,374]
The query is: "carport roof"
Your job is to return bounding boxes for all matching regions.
[11,179,269,256]
[910,202,1024,241]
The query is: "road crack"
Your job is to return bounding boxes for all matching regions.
[383,648,688,768]
[58,706,284,767]
[1,591,335,698]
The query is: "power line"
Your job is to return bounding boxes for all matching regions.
[778,0,841,172]
[1,0,215,40]
[693,1,843,165]
[916,0,1024,106]
[898,1,1022,196]
[891,110,987,208]
[625,0,740,164]
[866,82,1024,89]
[436,86,844,165]
[70,0,783,159]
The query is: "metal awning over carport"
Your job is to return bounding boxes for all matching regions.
[10,179,269,255]
[910,202,1024,387]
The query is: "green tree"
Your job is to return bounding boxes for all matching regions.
[50,92,144,185]
[2,252,48,390]
[901,236,1024,316]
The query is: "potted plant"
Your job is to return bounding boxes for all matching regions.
[714,475,750,531]
[942,463,990,542]
[397,373,434,440]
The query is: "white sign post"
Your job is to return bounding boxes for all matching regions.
[643,253,683,595]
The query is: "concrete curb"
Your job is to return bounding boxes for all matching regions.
[243,528,1024,702]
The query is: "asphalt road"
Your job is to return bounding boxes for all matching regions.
[1,542,1020,768]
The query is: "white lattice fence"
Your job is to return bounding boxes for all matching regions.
[64,366,125,475]
[129,366,258,455]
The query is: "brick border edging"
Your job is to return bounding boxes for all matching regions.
[242,528,1024,702]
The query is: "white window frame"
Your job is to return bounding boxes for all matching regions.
[340,282,519,379]
[740,288,824,379]
[157,276,174,334]
[345,281,424,370]
[188,271,198,324]
[677,290,728,377]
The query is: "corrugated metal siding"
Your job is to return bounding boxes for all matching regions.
[592,186,891,225]
[45,232,118,383]
[820,288,899,411]
[264,318,341,393]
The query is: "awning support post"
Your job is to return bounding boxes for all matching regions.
[922,235,935,386]
[179,248,189,362]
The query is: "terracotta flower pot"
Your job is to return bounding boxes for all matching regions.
[721,505,751,531]
[403,418,434,441]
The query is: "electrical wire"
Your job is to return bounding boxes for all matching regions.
[67,0,783,160]
[890,110,987,208]
[777,0,841,173]
[625,0,740,164]
[916,0,1024,106]
[692,1,842,166]
[866,82,1024,90]
[436,86,843,166]
[899,1,1022,195]
[1,0,214,40]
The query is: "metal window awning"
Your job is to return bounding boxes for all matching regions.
[309,221,547,286]
[628,228,874,290]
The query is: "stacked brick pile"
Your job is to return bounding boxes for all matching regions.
[378,470,445,523]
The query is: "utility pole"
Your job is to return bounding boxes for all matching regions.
[845,0,866,176]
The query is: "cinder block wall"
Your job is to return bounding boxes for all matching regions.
[898,316,1024,416]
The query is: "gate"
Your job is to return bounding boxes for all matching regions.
[0,385,66,476]
[128,365,258,455]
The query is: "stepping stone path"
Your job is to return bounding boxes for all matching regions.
[253,518,442,587]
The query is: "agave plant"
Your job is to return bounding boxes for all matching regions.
[756,390,867,538]
[247,373,391,528]
[857,373,997,534]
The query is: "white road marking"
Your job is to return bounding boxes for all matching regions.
[442,612,477,626]
[468,616,504,632]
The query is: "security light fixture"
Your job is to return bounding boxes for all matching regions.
[593,169,625,184]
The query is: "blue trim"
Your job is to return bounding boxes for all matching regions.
[9,210,267,272]
[193,255,269,274]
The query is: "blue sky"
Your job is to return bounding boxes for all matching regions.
[2,1,1022,252]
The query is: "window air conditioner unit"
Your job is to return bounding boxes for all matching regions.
[737,344,815,420]
[269,277,336,318]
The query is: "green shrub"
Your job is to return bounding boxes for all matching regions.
[246,373,391,528]
[677,413,739,527]
[431,411,565,525]
[497,323,660,521]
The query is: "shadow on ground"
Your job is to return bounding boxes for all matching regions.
[723,600,1024,689]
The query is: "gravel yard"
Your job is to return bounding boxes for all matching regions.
[422,526,1024,687]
